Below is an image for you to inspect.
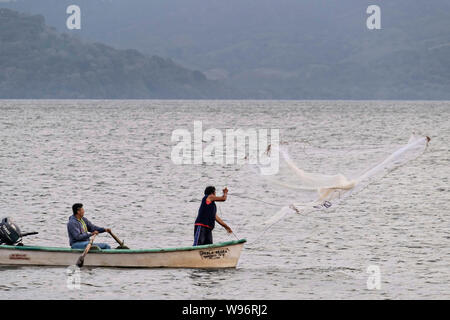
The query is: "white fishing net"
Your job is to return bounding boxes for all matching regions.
[251,135,430,227]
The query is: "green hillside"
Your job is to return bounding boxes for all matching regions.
[0,8,232,99]
[1,0,450,99]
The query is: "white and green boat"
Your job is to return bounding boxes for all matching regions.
[0,239,246,268]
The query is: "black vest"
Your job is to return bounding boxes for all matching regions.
[195,195,217,229]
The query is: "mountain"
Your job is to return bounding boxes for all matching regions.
[1,1,450,99]
[0,8,234,99]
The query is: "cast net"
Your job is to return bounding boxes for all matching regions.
[250,135,430,226]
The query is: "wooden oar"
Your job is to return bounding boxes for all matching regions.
[76,234,97,267]
[109,231,129,249]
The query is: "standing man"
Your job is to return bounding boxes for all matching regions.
[193,186,233,246]
[67,203,111,249]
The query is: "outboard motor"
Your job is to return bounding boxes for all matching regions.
[0,217,22,245]
[0,217,38,246]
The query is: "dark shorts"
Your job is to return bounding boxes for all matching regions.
[193,225,213,246]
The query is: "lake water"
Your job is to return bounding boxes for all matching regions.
[0,100,448,299]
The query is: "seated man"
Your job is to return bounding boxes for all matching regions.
[67,203,111,250]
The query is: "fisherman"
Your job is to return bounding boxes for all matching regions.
[193,186,233,246]
[67,203,111,249]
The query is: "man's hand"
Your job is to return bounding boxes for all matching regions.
[91,230,99,235]
[223,187,228,194]
[105,228,111,233]
[225,225,233,234]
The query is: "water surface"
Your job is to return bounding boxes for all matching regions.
[0,100,448,299]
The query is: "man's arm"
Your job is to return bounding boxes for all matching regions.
[216,215,232,233]
[84,217,106,233]
[208,187,228,202]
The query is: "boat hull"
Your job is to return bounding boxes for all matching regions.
[0,239,246,268]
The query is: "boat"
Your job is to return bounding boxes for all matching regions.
[0,239,246,268]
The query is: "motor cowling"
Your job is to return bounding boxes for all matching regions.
[0,217,22,245]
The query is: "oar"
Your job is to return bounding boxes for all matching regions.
[76,234,97,268]
[109,231,129,249]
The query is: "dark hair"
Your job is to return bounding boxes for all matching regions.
[204,186,216,195]
[72,203,83,215]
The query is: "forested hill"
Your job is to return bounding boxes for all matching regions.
[0,8,233,99]
[1,1,450,100]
